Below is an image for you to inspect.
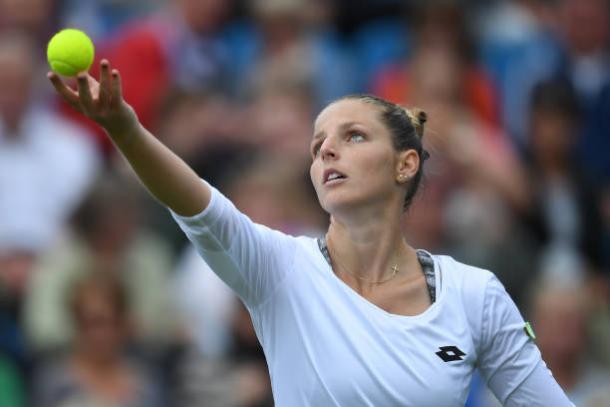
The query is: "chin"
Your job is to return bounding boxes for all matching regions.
[319,191,365,214]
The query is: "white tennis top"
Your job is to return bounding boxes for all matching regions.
[171,181,574,406]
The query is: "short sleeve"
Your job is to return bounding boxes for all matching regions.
[170,180,297,308]
[477,276,573,406]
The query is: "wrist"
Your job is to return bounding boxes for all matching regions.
[103,107,140,142]
[105,116,141,148]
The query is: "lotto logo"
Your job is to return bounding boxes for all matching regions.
[435,346,466,362]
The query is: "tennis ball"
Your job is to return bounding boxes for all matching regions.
[47,29,95,77]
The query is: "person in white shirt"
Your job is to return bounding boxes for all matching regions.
[48,59,574,406]
[0,31,99,296]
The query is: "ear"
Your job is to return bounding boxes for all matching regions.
[395,149,420,183]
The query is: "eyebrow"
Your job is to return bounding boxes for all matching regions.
[312,121,363,141]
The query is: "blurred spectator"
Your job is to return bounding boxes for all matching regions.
[530,277,610,406]
[23,171,178,355]
[245,89,317,162]
[0,0,59,44]
[522,80,604,274]
[169,344,271,407]
[169,299,273,406]
[499,0,610,179]
[242,0,354,109]
[476,0,559,148]
[373,0,500,126]
[173,247,236,359]
[477,0,554,45]
[0,353,25,407]
[59,0,245,155]
[556,0,609,104]
[0,31,99,385]
[59,0,164,40]
[32,272,161,406]
[554,0,610,192]
[158,87,316,183]
[0,30,99,276]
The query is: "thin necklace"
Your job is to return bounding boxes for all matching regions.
[327,237,400,285]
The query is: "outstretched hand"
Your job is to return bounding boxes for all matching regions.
[48,59,138,136]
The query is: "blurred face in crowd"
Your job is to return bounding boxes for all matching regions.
[251,92,312,158]
[530,110,576,166]
[532,286,588,368]
[72,281,129,364]
[559,0,610,55]
[254,6,303,53]
[0,251,36,297]
[0,0,54,33]
[310,99,408,216]
[89,200,138,257]
[0,35,34,133]
[175,0,231,33]
[410,44,464,109]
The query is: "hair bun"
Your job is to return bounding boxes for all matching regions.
[403,107,427,139]
[417,110,427,125]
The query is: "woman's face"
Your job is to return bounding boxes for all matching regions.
[74,290,127,362]
[310,99,407,215]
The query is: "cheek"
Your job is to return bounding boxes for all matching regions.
[309,163,316,185]
[309,163,321,193]
[358,150,396,184]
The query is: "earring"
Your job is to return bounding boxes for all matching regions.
[398,174,409,182]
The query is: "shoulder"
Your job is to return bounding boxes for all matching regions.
[433,254,513,313]
[432,254,507,348]
[433,254,495,295]
[292,235,326,263]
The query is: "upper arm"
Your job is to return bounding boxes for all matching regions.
[477,276,572,405]
[171,181,297,308]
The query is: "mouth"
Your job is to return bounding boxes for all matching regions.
[323,169,347,185]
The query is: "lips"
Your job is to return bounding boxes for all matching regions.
[323,169,347,184]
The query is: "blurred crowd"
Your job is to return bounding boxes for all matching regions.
[0,0,609,406]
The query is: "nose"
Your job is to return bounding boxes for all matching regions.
[320,137,338,161]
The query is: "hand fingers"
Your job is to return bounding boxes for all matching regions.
[86,74,100,98]
[110,69,123,109]
[77,73,94,112]
[98,59,111,109]
[47,72,80,108]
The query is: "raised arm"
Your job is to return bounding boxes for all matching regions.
[48,59,209,216]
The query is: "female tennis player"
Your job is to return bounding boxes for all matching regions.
[48,60,574,406]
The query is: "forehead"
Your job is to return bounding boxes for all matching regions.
[314,99,383,133]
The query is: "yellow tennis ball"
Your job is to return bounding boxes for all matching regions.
[47,29,95,77]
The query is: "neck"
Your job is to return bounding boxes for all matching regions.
[75,351,122,375]
[326,203,417,289]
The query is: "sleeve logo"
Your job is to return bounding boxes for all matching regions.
[524,322,536,340]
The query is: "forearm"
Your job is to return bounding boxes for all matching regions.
[109,122,210,216]
[47,62,210,216]
[504,360,574,407]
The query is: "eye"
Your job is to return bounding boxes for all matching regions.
[348,131,365,143]
[311,141,322,157]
